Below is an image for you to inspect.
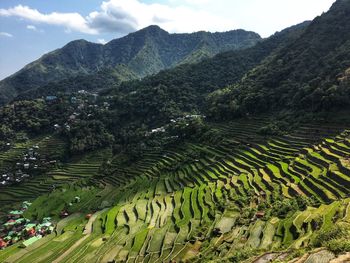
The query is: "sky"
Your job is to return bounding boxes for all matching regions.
[0,0,336,80]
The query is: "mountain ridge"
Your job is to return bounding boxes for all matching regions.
[0,25,261,105]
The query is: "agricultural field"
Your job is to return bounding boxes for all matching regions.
[1,118,350,262]
[0,135,111,218]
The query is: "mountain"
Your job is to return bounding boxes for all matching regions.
[100,21,310,128]
[207,0,350,117]
[0,25,261,105]
[2,1,350,262]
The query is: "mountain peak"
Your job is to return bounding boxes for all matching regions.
[142,25,166,32]
[135,25,169,36]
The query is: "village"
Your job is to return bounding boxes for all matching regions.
[0,142,60,187]
[0,90,111,188]
[146,114,206,136]
[0,201,53,249]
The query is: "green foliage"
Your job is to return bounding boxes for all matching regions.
[312,224,350,248]
[0,99,69,140]
[226,248,256,263]
[64,120,114,154]
[270,195,319,219]
[207,1,350,118]
[258,121,290,136]
[325,238,350,254]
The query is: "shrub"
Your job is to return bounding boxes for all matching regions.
[312,224,350,248]
[325,238,350,254]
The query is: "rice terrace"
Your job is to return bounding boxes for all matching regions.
[1,116,350,262]
[1,0,350,262]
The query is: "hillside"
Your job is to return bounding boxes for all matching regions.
[99,21,310,129]
[206,0,350,117]
[1,0,350,262]
[1,113,350,262]
[0,26,260,105]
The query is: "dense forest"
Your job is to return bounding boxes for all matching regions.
[207,0,350,117]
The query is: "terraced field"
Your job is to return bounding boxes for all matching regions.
[0,135,111,215]
[1,118,350,262]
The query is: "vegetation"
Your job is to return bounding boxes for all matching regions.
[207,0,350,117]
[1,1,350,262]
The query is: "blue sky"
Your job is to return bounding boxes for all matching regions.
[0,0,336,80]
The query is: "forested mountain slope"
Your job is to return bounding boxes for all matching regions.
[207,0,350,117]
[0,26,260,105]
[101,22,310,128]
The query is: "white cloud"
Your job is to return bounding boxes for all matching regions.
[0,1,235,36]
[0,5,97,34]
[26,25,44,33]
[0,0,336,37]
[86,0,235,34]
[0,32,13,37]
[26,25,37,31]
[97,38,107,44]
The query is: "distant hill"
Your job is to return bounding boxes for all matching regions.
[0,25,261,105]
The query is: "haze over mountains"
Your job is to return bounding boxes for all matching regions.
[0,26,260,105]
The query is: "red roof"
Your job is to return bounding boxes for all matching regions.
[85,214,92,219]
[0,240,7,248]
[8,219,15,223]
[27,228,36,236]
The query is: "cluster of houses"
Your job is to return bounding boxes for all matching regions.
[146,114,206,136]
[52,91,112,132]
[0,201,53,249]
[0,144,58,187]
[0,146,40,186]
[170,114,205,123]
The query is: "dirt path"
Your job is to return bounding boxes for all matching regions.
[52,209,108,263]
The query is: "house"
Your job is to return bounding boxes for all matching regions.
[60,210,69,218]
[45,96,58,102]
[4,220,16,229]
[22,201,32,209]
[25,224,36,231]
[8,210,23,219]
[27,228,36,237]
[0,238,7,249]
[15,218,26,225]
[256,211,265,219]
[85,214,92,219]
